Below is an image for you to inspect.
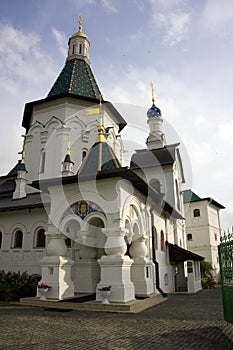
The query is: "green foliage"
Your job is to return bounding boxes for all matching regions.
[0,270,40,301]
[201,276,216,289]
[200,260,213,278]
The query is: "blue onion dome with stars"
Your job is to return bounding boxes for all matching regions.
[147,82,162,118]
[147,103,162,118]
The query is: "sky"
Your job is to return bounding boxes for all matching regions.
[0,0,232,230]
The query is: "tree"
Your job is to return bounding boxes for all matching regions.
[200,260,213,278]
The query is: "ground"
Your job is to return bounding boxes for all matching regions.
[0,287,233,349]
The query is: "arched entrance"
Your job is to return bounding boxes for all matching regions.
[60,213,106,293]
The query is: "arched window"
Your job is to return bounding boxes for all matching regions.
[0,231,2,249]
[193,209,200,217]
[13,230,23,248]
[160,230,165,251]
[40,150,46,173]
[72,44,75,54]
[36,228,45,248]
[79,43,83,54]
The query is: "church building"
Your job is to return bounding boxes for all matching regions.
[184,190,224,282]
[0,17,204,303]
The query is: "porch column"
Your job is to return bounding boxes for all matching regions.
[97,227,135,303]
[39,223,74,300]
[129,235,154,296]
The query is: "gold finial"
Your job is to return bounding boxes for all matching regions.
[150,81,155,105]
[64,136,71,155]
[78,14,83,33]
[96,94,106,143]
[20,136,26,164]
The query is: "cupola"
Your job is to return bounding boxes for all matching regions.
[67,14,90,64]
[146,82,166,150]
[47,15,102,100]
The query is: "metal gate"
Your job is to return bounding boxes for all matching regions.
[218,233,233,325]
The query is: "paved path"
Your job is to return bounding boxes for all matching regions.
[0,287,233,349]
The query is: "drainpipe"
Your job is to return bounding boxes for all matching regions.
[150,208,167,297]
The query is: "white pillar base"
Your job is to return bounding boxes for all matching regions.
[73,260,100,293]
[97,255,135,303]
[39,256,74,300]
[131,258,154,296]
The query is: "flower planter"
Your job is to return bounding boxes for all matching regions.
[39,287,49,301]
[100,290,111,304]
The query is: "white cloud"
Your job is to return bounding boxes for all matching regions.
[0,23,58,175]
[149,0,190,46]
[0,23,55,89]
[0,23,40,54]
[203,0,233,31]
[101,0,118,13]
[51,27,67,58]
[189,141,217,166]
[150,0,186,11]
[154,11,190,46]
[218,120,233,145]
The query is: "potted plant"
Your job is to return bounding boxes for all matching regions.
[98,285,111,304]
[37,282,51,300]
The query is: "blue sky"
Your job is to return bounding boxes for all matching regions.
[0,0,232,229]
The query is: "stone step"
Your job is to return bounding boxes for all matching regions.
[20,293,167,313]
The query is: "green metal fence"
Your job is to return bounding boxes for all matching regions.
[218,232,233,325]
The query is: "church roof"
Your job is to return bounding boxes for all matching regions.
[0,192,50,212]
[0,179,16,195]
[168,242,204,262]
[7,160,22,176]
[183,189,201,203]
[130,144,185,183]
[78,138,121,176]
[183,189,225,209]
[47,58,101,99]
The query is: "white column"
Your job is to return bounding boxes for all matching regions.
[97,227,135,303]
[130,235,154,296]
[39,224,74,300]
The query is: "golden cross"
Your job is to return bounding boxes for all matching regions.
[20,135,26,164]
[79,14,83,32]
[150,81,155,105]
[64,136,71,155]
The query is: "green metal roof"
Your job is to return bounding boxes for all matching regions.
[183,190,201,203]
[183,189,225,209]
[78,140,121,176]
[47,58,101,99]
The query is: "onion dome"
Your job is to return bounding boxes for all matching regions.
[147,104,161,118]
[147,81,162,118]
